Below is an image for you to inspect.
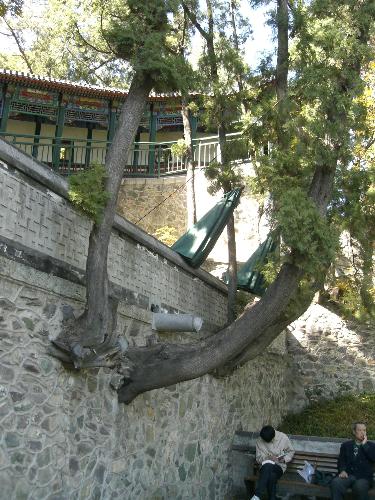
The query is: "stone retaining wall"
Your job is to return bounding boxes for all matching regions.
[0,140,291,500]
[287,304,375,408]
[117,176,187,237]
[0,256,290,500]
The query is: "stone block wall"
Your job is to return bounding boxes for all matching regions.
[117,177,187,238]
[0,257,290,500]
[0,142,292,500]
[287,304,375,407]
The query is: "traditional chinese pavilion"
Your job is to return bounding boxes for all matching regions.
[0,69,205,176]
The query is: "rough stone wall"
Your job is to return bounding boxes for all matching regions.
[0,147,291,500]
[0,258,290,500]
[117,177,187,238]
[287,303,375,410]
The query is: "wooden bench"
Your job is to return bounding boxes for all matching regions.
[231,431,375,499]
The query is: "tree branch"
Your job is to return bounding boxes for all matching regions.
[181,1,209,42]
[74,21,113,56]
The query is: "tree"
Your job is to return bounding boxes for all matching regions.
[329,60,375,318]
[49,0,374,404]
[182,0,251,323]
[50,0,189,351]
[0,0,129,86]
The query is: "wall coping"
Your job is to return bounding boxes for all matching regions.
[0,138,228,295]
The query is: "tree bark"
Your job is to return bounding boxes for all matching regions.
[229,0,249,113]
[226,212,237,323]
[181,100,197,227]
[118,141,336,403]
[276,0,289,150]
[118,260,302,404]
[77,74,153,347]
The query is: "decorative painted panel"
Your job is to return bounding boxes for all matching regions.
[63,95,109,125]
[10,100,58,119]
[157,113,183,129]
[10,86,58,119]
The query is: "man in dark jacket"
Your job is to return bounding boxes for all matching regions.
[331,422,375,500]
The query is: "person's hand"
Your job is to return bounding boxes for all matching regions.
[268,455,278,462]
[278,456,285,463]
[362,432,368,445]
[339,471,348,479]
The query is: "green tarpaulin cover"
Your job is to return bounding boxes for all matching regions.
[171,188,242,268]
[235,234,277,296]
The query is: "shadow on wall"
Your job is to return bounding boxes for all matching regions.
[286,303,375,406]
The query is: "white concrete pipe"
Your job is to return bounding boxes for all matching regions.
[152,313,203,333]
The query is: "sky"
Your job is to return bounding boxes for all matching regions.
[242,2,275,68]
[190,2,274,70]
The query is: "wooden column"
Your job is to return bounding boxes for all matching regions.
[107,100,116,143]
[32,117,42,158]
[132,128,141,171]
[52,93,65,169]
[0,84,11,133]
[190,114,198,139]
[85,123,93,168]
[148,103,157,175]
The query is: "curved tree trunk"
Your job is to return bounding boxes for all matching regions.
[76,74,153,347]
[119,260,302,403]
[226,212,238,323]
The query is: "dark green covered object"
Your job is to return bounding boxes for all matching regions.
[234,234,277,296]
[171,188,242,268]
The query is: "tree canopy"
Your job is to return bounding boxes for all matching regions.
[1,0,374,402]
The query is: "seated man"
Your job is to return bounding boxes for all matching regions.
[331,422,375,500]
[250,425,295,500]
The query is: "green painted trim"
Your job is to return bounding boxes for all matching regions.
[190,115,198,139]
[132,128,141,170]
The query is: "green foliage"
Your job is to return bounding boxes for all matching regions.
[205,160,243,194]
[187,101,199,116]
[260,259,281,288]
[0,0,22,16]
[332,277,367,319]
[170,139,188,158]
[0,0,192,90]
[0,0,129,85]
[235,290,253,318]
[324,275,375,322]
[277,187,339,274]
[68,165,110,224]
[244,0,374,286]
[280,393,375,439]
[101,0,191,92]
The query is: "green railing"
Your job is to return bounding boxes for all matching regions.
[0,131,245,177]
